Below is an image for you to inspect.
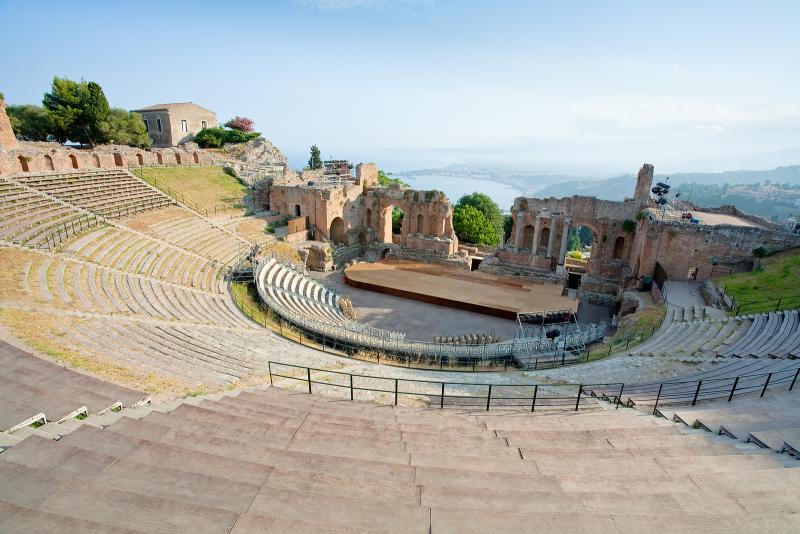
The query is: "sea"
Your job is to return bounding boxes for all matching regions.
[392,173,524,212]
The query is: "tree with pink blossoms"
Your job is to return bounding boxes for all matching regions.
[224,116,255,132]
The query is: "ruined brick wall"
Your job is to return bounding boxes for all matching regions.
[0,143,212,175]
[632,214,800,282]
[0,99,18,150]
[355,162,378,187]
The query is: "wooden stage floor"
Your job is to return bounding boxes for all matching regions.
[343,260,576,319]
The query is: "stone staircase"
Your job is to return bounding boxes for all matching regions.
[1,385,799,533]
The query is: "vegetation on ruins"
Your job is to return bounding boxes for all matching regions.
[452,204,499,245]
[377,169,409,188]
[224,115,255,132]
[308,144,323,170]
[194,127,261,148]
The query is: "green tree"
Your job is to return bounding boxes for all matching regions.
[452,205,500,245]
[42,77,110,145]
[568,229,581,251]
[101,109,151,148]
[503,214,514,242]
[391,207,404,234]
[308,144,323,170]
[43,77,83,143]
[6,104,53,141]
[455,192,504,243]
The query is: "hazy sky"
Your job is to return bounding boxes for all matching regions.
[1,0,798,173]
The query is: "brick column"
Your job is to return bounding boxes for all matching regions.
[531,215,542,259]
[546,214,558,258]
[512,212,524,251]
[558,217,572,266]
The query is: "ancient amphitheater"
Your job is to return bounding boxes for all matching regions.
[1,140,800,532]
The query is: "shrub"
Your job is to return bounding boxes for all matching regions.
[194,127,261,148]
[622,219,636,233]
[568,250,584,259]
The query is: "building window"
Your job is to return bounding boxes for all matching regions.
[181,120,188,132]
[201,120,207,129]
[156,118,162,132]
[143,119,149,131]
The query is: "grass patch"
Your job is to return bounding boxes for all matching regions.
[587,302,666,360]
[717,248,800,314]
[133,166,249,216]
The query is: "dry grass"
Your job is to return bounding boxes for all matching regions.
[133,167,248,216]
[0,308,191,395]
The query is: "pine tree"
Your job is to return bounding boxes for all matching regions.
[308,144,323,170]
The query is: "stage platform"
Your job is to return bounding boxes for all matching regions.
[343,260,576,320]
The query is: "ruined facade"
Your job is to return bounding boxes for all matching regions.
[498,164,800,301]
[266,161,459,258]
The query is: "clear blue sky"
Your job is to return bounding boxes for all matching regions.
[1,0,798,173]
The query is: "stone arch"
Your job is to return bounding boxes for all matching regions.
[521,224,534,250]
[44,155,54,171]
[538,227,550,255]
[613,236,625,259]
[365,208,373,228]
[136,153,144,166]
[329,217,346,244]
[91,153,101,168]
[156,152,163,165]
[69,154,79,169]
[17,156,29,172]
[175,153,182,165]
[192,152,200,164]
[378,205,404,244]
[113,153,123,167]
[416,213,425,234]
[294,204,301,217]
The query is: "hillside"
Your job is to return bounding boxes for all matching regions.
[535,165,800,200]
[717,248,800,314]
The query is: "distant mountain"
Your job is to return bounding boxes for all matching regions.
[535,165,800,200]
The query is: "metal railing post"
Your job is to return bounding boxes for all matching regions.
[728,376,739,402]
[760,373,772,398]
[575,385,582,411]
[652,383,663,415]
[790,368,800,391]
[486,385,492,411]
[616,383,624,409]
[440,382,445,409]
[691,380,703,406]
[531,385,538,412]
[349,373,354,400]
[307,367,312,394]
[268,362,273,385]
[394,379,399,406]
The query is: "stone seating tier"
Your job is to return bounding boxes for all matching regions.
[1,385,799,533]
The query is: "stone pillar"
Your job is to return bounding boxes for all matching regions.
[558,217,572,266]
[546,214,558,258]
[530,215,542,259]
[512,212,524,251]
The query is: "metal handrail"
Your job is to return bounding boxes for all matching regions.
[266,359,800,413]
